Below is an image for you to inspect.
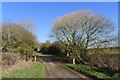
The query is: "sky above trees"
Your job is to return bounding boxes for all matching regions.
[2,2,118,43]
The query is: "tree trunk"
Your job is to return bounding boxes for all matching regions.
[77,55,86,64]
[73,58,75,64]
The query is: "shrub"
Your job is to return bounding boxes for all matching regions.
[2,21,37,59]
[1,52,21,66]
[88,58,118,71]
[52,55,72,63]
[47,41,65,56]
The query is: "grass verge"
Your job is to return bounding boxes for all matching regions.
[65,64,119,80]
[36,57,44,62]
[3,63,45,78]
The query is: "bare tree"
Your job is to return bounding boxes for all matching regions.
[17,19,36,34]
[51,10,115,64]
[1,22,17,50]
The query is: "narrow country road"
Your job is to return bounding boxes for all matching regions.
[36,53,91,79]
[45,62,85,78]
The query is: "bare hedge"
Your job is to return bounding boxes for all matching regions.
[88,58,118,71]
[1,52,21,66]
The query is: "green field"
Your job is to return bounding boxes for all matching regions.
[3,63,45,78]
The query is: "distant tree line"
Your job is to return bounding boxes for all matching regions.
[40,41,63,55]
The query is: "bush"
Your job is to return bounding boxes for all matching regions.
[2,21,37,59]
[1,52,21,66]
[52,55,72,63]
[88,58,118,71]
[47,45,62,55]
[47,41,65,56]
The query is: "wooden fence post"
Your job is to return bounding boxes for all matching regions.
[34,56,36,62]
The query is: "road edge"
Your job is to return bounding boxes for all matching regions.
[58,63,88,78]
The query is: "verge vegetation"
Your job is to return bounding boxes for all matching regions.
[3,63,45,78]
[65,64,119,80]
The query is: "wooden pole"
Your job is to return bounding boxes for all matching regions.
[34,56,36,62]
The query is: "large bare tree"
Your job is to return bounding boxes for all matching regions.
[51,10,116,64]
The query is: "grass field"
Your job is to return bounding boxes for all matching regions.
[3,63,45,78]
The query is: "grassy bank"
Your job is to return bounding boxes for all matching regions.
[65,64,119,80]
[3,63,45,78]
